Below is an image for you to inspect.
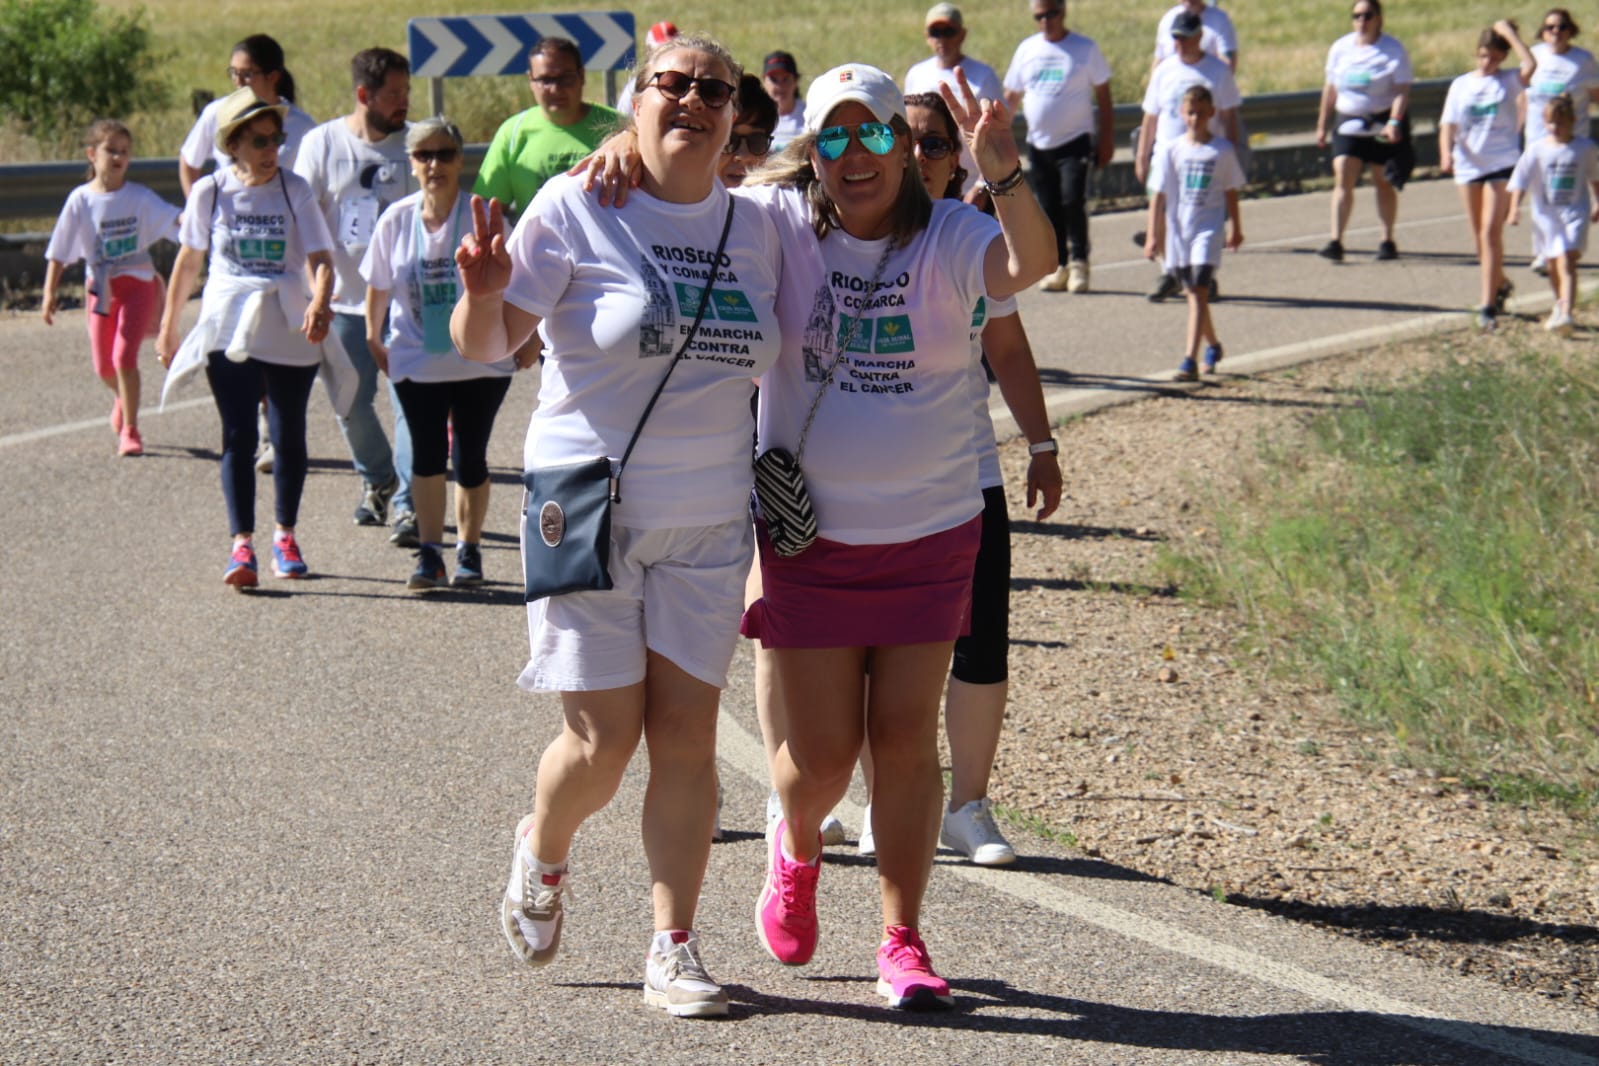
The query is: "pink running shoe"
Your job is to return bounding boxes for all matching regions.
[117,426,143,457]
[876,925,954,1010]
[755,819,820,965]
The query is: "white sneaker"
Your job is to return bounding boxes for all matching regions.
[857,802,875,858]
[1549,309,1575,337]
[767,789,846,845]
[1037,265,1072,292]
[500,814,571,966]
[1066,259,1090,293]
[644,930,729,1017]
[940,798,1017,866]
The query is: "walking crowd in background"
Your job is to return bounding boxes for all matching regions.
[34,0,1599,1020]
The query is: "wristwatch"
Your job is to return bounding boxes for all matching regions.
[1028,438,1059,455]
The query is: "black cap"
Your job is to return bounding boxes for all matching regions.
[1172,11,1203,37]
[763,51,798,77]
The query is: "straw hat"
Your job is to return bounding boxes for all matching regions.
[213,86,289,154]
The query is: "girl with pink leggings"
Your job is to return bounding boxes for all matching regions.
[43,119,180,456]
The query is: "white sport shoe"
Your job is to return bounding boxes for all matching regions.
[500,814,572,966]
[857,802,876,858]
[940,798,1017,866]
[1037,265,1072,292]
[644,930,729,1017]
[1066,259,1090,293]
[766,789,846,845]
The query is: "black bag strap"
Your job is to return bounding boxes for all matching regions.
[611,196,736,502]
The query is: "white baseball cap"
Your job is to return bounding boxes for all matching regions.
[803,64,906,132]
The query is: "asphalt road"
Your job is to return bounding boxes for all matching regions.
[3,178,1597,1065]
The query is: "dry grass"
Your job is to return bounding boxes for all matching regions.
[65,0,1539,161]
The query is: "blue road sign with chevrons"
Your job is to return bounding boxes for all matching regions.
[408,11,636,78]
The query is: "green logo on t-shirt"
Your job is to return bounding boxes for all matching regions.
[875,314,915,354]
[971,297,987,329]
[712,289,758,322]
[838,314,873,352]
[674,281,703,316]
[234,237,286,262]
[102,235,138,259]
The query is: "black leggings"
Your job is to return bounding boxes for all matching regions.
[392,375,512,487]
[204,352,318,534]
[951,485,1011,685]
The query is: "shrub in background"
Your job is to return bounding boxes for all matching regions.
[0,0,165,150]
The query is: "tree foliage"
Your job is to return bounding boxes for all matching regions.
[0,0,165,139]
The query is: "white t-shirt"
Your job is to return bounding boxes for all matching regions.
[1509,135,1599,252]
[1325,33,1413,116]
[772,102,806,153]
[1442,69,1525,182]
[745,185,998,544]
[966,293,1017,490]
[1526,44,1599,144]
[1151,135,1245,267]
[180,96,317,173]
[178,168,335,366]
[904,56,1005,196]
[1153,6,1238,65]
[46,182,179,283]
[504,176,783,530]
[1003,32,1113,149]
[292,118,414,314]
[361,192,514,384]
[1143,54,1241,147]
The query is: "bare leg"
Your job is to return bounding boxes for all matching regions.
[1458,182,1487,302]
[1184,288,1204,360]
[454,479,491,543]
[945,678,1006,809]
[410,472,448,545]
[771,645,867,862]
[1481,182,1511,306]
[866,641,957,929]
[1330,155,1363,241]
[529,683,646,867]
[116,367,141,429]
[748,562,785,768]
[640,651,720,931]
[1371,165,1399,243]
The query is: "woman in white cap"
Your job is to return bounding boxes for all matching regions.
[740,64,1055,1010]
[156,87,337,589]
[454,33,783,1018]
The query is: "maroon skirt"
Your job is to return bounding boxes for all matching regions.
[741,515,981,648]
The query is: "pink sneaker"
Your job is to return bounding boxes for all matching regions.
[755,819,820,965]
[117,426,143,457]
[876,925,954,1010]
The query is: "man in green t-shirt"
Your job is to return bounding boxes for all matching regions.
[474,37,620,219]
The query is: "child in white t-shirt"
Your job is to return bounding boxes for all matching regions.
[42,119,180,457]
[1144,86,1245,382]
[1508,93,1599,334]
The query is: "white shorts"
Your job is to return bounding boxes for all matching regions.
[1165,228,1222,271]
[1535,211,1589,259]
[519,516,754,693]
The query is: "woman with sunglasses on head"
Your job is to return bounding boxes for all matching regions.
[1522,10,1599,275]
[180,34,316,198]
[361,118,522,592]
[1315,0,1414,262]
[740,65,1054,1010]
[842,92,1061,868]
[156,88,338,589]
[1440,20,1538,331]
[453,34,783,1018]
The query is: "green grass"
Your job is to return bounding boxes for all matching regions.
[4,0,1550,160]
[1169,343,1599,820]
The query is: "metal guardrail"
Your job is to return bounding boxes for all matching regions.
[0,78,1457,222]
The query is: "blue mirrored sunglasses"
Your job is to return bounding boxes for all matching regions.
[815,122,897,161]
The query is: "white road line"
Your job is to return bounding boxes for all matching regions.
[716,707,1595,1065]
[0,396,211,449]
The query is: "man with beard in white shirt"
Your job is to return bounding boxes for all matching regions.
[294,48,418,541]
